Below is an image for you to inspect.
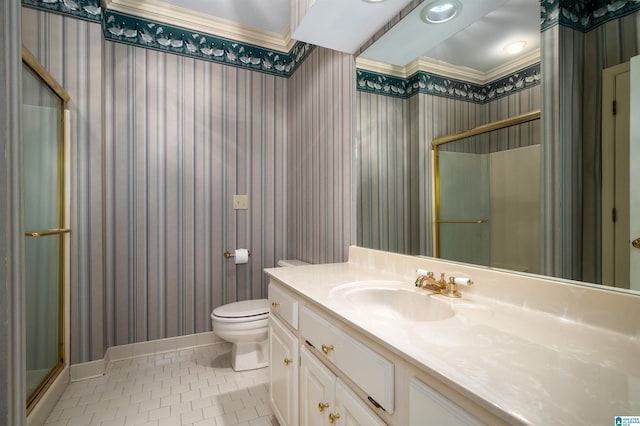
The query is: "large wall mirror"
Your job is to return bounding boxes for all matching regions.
[433,110,541,274]
[355,0,640,295]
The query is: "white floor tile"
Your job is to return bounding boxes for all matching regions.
[147,406,170,421]
[45,344,272,426]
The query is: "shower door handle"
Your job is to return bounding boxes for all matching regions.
[24,228,71,237]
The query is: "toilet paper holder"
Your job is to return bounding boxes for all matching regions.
[223,250,251,259]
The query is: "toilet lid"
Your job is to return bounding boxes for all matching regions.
[212,299,269,318]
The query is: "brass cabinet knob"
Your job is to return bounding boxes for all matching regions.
[318,402,329,412]
[271,301,280,308]
[633,237,640,249]
[321,344,334,355]
[283,357,292,366]
[328,413,341,423]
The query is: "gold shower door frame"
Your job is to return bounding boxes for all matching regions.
[22,47,70,415]
[431,109,541,258]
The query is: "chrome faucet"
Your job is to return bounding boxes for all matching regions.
[415,269,474,298]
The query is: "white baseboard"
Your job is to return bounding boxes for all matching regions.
[70,331,219,382]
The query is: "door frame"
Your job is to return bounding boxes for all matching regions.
[22,46,70,417]
[601,61,630,287]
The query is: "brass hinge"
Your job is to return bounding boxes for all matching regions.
[613,208,617,223]
[613,100,617,115]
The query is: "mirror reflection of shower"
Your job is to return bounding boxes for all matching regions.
[433,111,541,274]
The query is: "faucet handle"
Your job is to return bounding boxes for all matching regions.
[452,277,473,286]
[415,269,433,287]
[441,276,474,298]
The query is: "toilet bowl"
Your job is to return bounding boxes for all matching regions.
[210,259,309,371]
[211,299,270,371]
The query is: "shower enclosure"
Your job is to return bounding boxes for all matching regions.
[433,110,541,274]
[22,48,69,414]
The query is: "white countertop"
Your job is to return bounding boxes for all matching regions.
[265,250,640,426]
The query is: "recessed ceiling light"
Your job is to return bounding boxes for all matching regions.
[361,0,388,2]
[421,0,462,24]
[504,40,527,55]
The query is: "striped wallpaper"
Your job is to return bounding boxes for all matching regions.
[541,10,640,283]
[356,92,410,253]
[20,7,352,363]
[356,85,540,256]
[3,0,26,424]
[103,43,288,348]
[13,2,640,371]
[287,46,355,264]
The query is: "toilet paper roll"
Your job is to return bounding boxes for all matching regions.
[234,249,249,265]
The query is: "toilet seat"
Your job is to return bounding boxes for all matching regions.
[211,299,269,323]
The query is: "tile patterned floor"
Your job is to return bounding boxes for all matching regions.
[44,343,278,426]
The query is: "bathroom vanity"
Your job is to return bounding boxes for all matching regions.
[265,246,640,425]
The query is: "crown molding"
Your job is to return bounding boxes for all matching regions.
[483,49,541,83]
[357,61,541,103]
[102,9,314,78]
[105,0,294,53]
[355,57,408,78]
[356,48,541,86]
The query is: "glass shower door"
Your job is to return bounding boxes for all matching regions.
[436,149,490,266]
[22,62,67,411]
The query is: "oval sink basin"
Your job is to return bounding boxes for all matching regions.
[340,286,455,322]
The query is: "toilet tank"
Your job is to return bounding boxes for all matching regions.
[277,259,309,267]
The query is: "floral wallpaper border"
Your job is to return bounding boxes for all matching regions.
[102,10,314,78]
[541,0,640,32]
[22,0,101,22]
[357,62,541,103]
[21,1,314,78]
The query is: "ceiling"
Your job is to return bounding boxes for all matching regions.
[156,0,290,34]
[138,0,540,74]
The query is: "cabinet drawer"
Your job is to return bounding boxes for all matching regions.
[269,282,298,329]
[299,305,395,413]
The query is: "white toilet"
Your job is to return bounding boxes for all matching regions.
[210,259,309,371]
[211,299,270,371]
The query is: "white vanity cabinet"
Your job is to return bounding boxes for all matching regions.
[301,347,386,426]
[300,347,335,426]
[409,377,481,426]
[334,379,387,426]
[269,316,298,426]
[299,305,394,413]
[268,283,300,426]
[267,279,502,426]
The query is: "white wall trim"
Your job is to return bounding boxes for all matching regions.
[69,331,220,382]
[105,0,295,53]
[356,49,541,84]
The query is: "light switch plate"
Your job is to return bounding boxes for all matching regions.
[233,195,248,210]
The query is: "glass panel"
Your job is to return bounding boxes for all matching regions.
[22,63,64,404]
[25,235,61,398]
[438,150,490,266]
[436,120,541,274]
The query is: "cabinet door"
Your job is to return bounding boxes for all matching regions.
[333,379,386,426]
[269,317,299,426]
[300,347,336,426]
[300,305,394,413]
[409,377,481,426]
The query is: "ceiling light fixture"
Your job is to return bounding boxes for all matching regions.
[421,0,461,24]
[504,40,527,55]
[361,0,388,3]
